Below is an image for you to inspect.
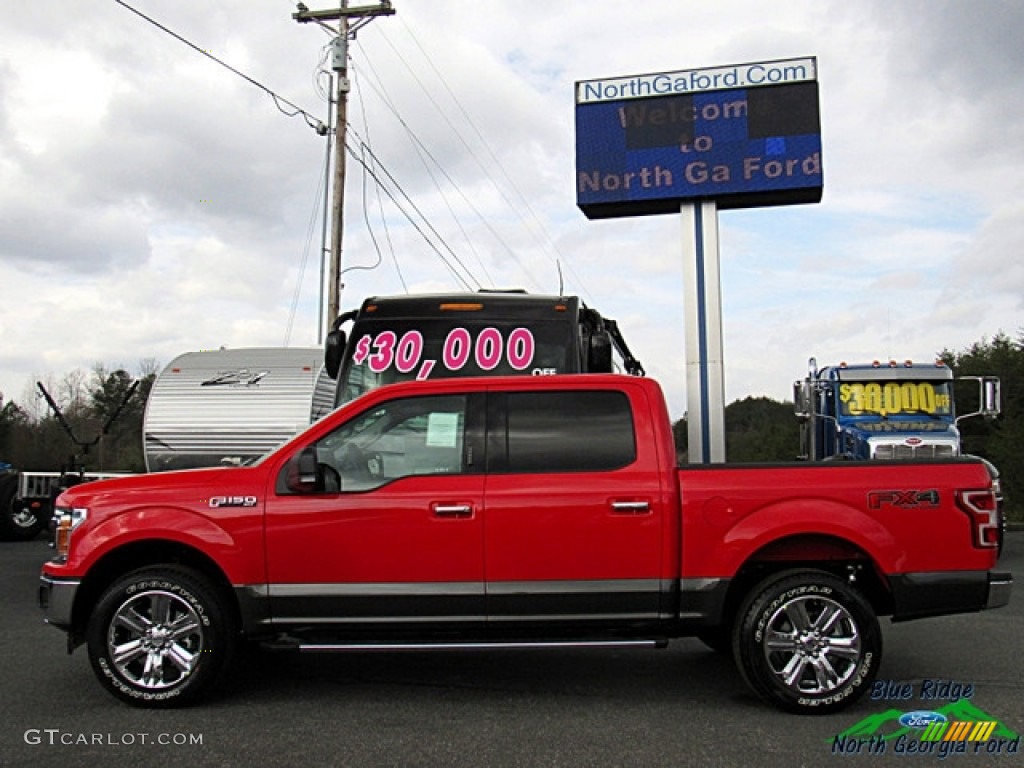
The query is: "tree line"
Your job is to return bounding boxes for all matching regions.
[1,333,1020,517]
[0,364,157,474]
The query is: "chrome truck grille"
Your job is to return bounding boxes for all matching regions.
[873,443,956,460]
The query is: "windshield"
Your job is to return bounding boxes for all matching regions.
[837,380,953,418]
[336,318,576,404]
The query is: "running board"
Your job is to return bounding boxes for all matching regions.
[264,638,668,653]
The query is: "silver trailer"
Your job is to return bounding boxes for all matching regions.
[144,348,335,472]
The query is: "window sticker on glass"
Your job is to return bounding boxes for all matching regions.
[426,412,460,447]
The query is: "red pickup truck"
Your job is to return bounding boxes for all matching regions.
[39,374,1011,713]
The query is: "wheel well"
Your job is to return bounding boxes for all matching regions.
[718,534,893,629]
[70,540,240,647]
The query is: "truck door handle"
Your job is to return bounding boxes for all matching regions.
[432,504,474,519]
[611,501,650,514]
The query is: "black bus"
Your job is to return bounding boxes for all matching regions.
[324,291,644,406]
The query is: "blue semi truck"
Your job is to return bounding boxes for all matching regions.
[793,357,1000,461]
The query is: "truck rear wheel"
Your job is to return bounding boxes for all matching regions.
[0,473,45,541]
[86,567,235,707]
[732,569,880,714]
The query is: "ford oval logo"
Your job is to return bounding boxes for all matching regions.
[899,711,947,729]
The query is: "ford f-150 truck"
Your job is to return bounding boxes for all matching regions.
[39,375,1011,713]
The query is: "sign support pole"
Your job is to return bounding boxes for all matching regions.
[681,200,726,463]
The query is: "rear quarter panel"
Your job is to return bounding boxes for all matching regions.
[678,460,996,578]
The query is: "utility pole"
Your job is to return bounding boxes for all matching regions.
[293,2,395,336]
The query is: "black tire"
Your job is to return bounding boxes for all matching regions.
[732,569,881,714]
[86,567,236,707]
[0,473,45,541]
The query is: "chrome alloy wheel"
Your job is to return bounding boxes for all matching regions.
[761,594,862,695]
[107,590,205,689]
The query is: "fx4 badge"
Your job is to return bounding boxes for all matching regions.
[868,489,940,509]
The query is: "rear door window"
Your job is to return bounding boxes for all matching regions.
[500,391,636,473]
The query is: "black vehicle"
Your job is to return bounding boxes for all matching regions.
[325,290,644,406]
[0,462,41,540]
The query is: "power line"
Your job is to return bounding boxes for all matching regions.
[389,18,591,298]
[352,46,541,291]
[284,137,329,346]
[115,0,325,134]
[344,134,476,290]
[351,66,408,293]
[350,55,498,288]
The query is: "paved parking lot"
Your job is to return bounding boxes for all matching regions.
[2,535,1022,767]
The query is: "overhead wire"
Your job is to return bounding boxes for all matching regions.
[339,67,382,280]
[365,29,549,293]
[117,0,558,303]
[397,17,594,300]
[284,140,328,346]
[290,9,478,293]
[115,0,325,134]
[116,0,338,341]
[343,132,476,290]
[350,66,408,292]
[350,55,498,288]
[385,19,589,299]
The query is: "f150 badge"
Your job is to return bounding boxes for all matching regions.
[867,489,940,509]
[208,496,258,508]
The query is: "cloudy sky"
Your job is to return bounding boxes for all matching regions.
[2,0,1022,421]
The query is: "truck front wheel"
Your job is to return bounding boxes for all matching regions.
[733,569,881,714]
[86,567,235,707]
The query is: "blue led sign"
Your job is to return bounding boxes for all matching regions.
[575,58,822,218]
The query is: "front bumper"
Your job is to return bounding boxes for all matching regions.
[39,574,79,632]
[890,570,1012,621]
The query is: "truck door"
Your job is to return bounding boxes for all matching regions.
[482,388,664,623]
[265,393,486,626]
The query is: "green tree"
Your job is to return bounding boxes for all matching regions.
[672,396,799,463]
[2,362,159,473]
[89,366,155,472]
[940,331,1024,520]
[725,396,800,462]
[0,398,28,461]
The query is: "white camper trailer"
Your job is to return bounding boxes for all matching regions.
[144,348,335,472]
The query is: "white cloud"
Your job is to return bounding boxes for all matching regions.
[1,0,1022,429]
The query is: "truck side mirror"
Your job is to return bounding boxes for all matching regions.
[982,377,1001,420]
[588,332,613,373]
[955,376,1002,423]
[793,381,811,419]
[279,447,321,494]
[324,329,347,379]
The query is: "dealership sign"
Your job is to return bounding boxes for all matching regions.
[575,57,822,218]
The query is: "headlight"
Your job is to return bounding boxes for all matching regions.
[54,506,88,559]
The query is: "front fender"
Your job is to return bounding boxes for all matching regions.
[68,505,263,585]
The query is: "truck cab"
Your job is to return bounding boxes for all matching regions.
[794,358,1000,461]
